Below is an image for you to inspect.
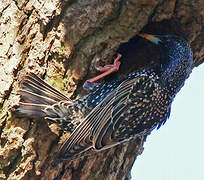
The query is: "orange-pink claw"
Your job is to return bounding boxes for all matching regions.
[83,54,122,90]
[95,53,122,72]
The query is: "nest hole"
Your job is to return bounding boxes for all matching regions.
[105,19,188,81]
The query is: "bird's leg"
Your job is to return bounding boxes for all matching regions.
[83,54,122,91]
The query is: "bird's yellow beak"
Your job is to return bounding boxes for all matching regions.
[139,33,161,44]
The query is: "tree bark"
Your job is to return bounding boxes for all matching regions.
[0,0,203,179]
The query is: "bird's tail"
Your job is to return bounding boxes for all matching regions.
[14,72,70,118]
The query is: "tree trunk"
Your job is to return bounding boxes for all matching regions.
[0,0,203,179]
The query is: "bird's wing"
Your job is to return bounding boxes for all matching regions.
[57,74,153,160]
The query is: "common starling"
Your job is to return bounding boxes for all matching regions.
[14,34,193,161]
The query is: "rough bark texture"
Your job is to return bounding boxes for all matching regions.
[0,0,203,179]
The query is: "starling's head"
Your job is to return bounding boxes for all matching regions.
[139,33,193,93]
[139,33,193,73]
[139,34,193,69]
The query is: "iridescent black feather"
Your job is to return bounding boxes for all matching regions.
[14,34,193,161]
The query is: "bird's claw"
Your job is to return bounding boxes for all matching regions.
[83,53,122,91]
[93,53,122,72]
[83,53,122,87]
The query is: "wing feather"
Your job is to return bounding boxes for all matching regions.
[57,77,142,160]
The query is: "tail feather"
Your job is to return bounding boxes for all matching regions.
[17,102,47,117]
[19,73,69,102]
[14,72,70,118]
[17,90,57,105]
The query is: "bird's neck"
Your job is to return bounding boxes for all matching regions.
[159,58,191,96]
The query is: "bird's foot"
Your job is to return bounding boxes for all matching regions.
[94,53,122,73]
[83,53,122,91]
[83,81,100,92]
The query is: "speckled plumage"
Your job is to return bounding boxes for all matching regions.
[14,34,193,161]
